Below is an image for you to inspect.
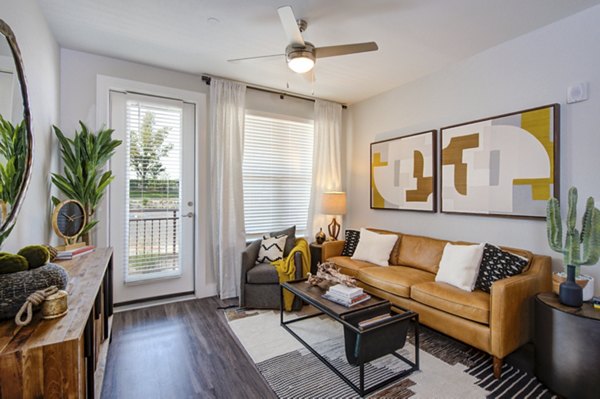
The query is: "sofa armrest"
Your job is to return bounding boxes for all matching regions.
[294,252,304,279]
[322,240,345,260]
[241,240,261,278]
[490,255,552,358]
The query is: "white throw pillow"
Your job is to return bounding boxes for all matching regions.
[351,228,398,266]
[256,234,287,264]
[435,243,485,291]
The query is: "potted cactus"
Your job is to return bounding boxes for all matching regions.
[547,187,600,305]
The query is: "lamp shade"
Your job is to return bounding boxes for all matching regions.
[321,192,347,215]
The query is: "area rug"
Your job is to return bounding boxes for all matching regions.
[225,308,555,399]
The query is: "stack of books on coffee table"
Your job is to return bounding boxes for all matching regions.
[322,284,371,307]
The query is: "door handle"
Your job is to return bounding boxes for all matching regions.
[183,212,194,218]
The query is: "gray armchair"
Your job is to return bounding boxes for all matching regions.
[240,239,304,310]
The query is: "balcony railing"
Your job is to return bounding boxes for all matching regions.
[128,208,180,276]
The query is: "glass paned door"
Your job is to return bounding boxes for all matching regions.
[126,100,182,281]
[110,91,195,303]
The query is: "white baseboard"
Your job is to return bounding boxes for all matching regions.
[113,294,197,312]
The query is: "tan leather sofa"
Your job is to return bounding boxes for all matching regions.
[322,229,552,379]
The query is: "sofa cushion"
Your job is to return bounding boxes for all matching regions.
[341,229,360,257]
[499,246,533,271]
[475,244,529,293]
[352,228,399,266]
[411,281,490,324]
[396,234,448,274]
[358,266,435,298]
[454,241,533,271]
[367,228,402,264]
[270,225,296,256]
[435,243,485,291]
[329,256,374,277]
[246,263,279,284]
[256,234,287,265]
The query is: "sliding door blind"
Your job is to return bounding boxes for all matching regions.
[125,100,183,280]
[243,113,314,239]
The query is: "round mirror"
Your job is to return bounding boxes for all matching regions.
[0,20,33,246]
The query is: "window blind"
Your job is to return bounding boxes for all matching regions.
[125,99,183,280]
[243,112,314,240]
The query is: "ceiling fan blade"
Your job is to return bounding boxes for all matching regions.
[227,54,284,63]
[301,69,316,83]
[314,42,379,58]
[277,6,305,46]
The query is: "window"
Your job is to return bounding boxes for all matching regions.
[243,112,314,239]
[125,99,183,280]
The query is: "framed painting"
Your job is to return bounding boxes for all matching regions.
[370,130,437,212]
[440,104,560,218]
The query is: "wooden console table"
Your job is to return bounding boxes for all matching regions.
[534,292,600,399]
[0,248,114,399]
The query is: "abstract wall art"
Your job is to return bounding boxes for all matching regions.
[440,104,559,218]
[371,130,437,212]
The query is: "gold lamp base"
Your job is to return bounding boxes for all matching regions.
[328,217,341,241]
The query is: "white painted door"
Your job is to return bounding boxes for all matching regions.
[109,91,195,304]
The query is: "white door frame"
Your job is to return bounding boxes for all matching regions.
[96,75,216,300]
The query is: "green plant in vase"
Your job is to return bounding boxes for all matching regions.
[51,122,122,244]
[546,187,600,303]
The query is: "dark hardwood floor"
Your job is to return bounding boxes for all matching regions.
[101,297,277,399]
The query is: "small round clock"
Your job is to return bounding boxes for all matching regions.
[52,200,87,245]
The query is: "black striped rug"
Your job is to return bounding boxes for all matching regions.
[226,310,555,398]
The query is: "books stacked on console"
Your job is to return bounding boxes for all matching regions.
[322,284,371,307]
[56,245,96,260]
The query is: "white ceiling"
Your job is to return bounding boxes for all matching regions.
[38,0,600,104]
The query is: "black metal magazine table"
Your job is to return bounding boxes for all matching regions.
[280,279,419,397]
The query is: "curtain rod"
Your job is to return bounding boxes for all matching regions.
[201,75,347,109]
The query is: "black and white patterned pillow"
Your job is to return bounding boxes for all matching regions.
[475,244,529,293]
[341,229,360,257]
[256,234,287,264]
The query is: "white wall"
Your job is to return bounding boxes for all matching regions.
[347,5,600,292]
[60,49,209,132]
[0,0,60,251]
[60,49,216,289]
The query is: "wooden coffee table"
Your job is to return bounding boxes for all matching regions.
[280,279,419,396]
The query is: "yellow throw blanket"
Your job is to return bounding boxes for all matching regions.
[272,238,311,311]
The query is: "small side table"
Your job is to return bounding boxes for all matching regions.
[534,292,600,399]
[309,242,323,274]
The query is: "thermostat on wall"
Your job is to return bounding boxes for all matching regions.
[567,82,589,104]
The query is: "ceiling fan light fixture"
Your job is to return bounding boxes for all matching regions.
[288,55,314,73]
[286,43,315,73]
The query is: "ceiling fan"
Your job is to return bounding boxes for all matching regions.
[228,6,379,74]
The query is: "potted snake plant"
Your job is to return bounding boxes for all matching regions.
[546,187,600,304]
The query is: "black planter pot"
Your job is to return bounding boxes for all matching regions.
[559,265,583,307]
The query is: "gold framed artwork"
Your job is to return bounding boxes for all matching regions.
[370,130,437,212]
[440,104,560,218]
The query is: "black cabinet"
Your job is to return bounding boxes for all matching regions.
[534,293,600,399]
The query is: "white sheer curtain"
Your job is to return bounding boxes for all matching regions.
[306,99,343,240]
[208,78,247,299]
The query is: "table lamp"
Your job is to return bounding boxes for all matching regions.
[321,192,347,240]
